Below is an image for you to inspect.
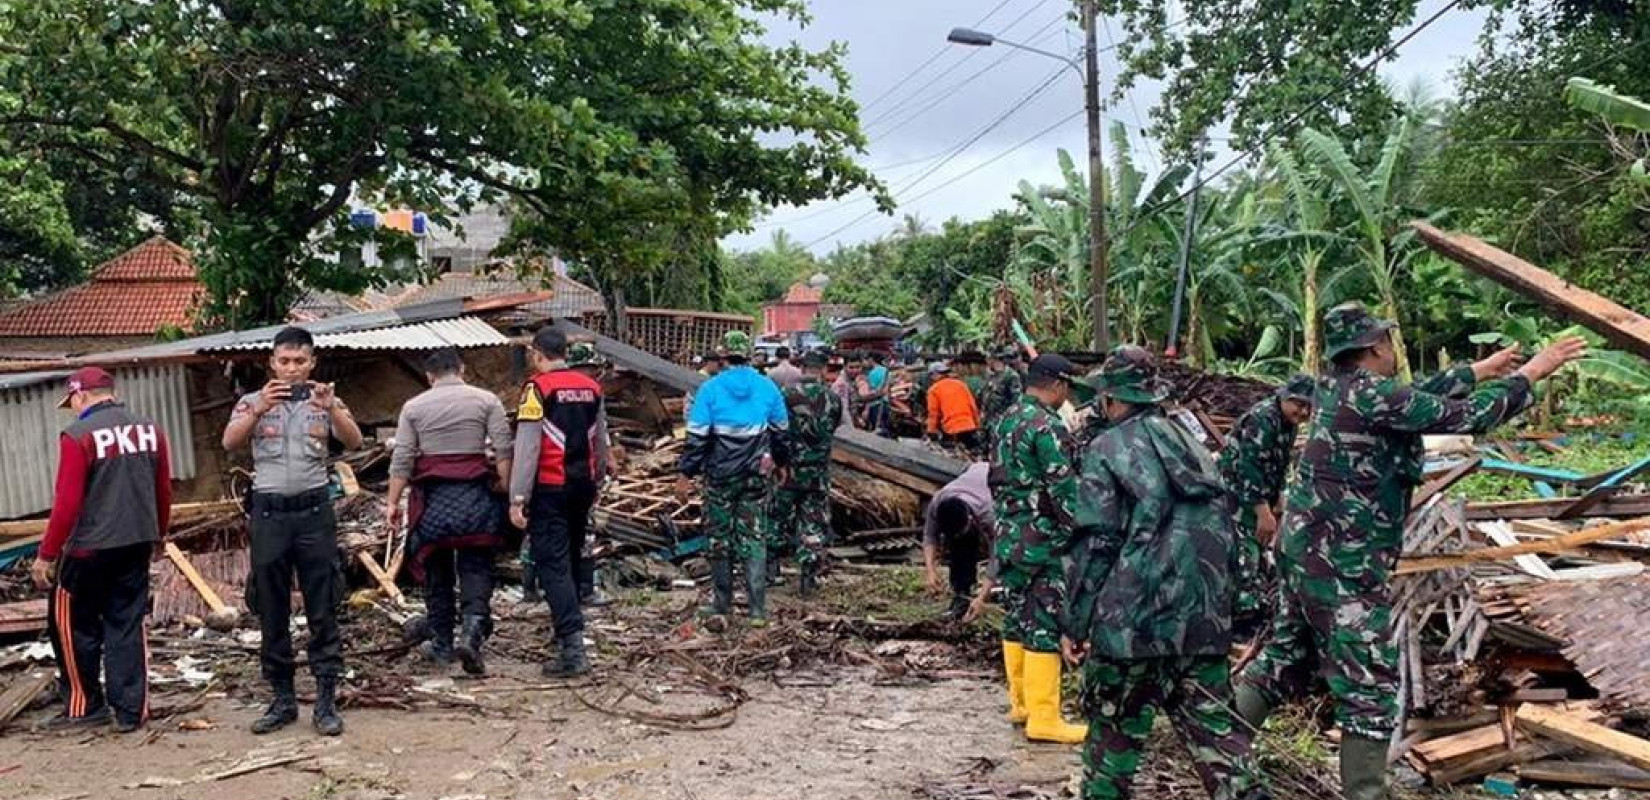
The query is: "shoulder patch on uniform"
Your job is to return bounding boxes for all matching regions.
[518,383,545,422]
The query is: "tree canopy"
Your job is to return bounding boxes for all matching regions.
[1,0,884,325]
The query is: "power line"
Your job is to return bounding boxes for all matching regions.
[860,0,1053,130]
[867,12,1070,142]
[855,0,1018,117]
[808,65,1072,249]
[900,109,1087,207]
[1100,14,1163,175]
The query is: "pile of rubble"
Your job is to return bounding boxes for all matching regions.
[1388,436,1650,791]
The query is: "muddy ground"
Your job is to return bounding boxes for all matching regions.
[1,571,1084,800]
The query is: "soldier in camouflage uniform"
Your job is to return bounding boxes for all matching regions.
[677,330,791,627]
[1218,374,1315,641]
[1235,303,1585,800]
[771,352,843,596]
[1062,346,1265,800]
[981,348,1025,424]
[989,353,1087,744]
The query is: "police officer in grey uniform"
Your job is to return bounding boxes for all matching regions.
[223,327,363,736]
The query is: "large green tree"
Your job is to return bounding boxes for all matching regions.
[2,0,882,326]
[1095,0,1647,155]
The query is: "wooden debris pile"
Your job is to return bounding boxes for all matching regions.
[1388,444,1650,792]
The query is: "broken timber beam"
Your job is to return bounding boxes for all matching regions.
[1516,703,1650,773]
[1413,221,1650,361]
[548,317,967,491]
[1397,517,1650,574]
[1468,494,1650,521]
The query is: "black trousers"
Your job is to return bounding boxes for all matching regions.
[947,528,982,600]
[528,482,595,641]
[248,493,344,682]
[48,542,152,724]
[424,547,494,645]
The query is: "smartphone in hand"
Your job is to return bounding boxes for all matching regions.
[287,382,312,403]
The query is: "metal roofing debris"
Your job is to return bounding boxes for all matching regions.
[200,316,507,352]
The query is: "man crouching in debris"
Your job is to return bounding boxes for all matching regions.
[509,327,612,677]
[1061,347,1267,800]
[988,353,1087,744]
[33,367,171,733]
[385,347,512,675]
[675,330,790,626]
[1235,303,1585,800]
[223,326,363,736]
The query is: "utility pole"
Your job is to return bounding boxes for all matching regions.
[1081,1,1108,353]
[1164,138,1207,359]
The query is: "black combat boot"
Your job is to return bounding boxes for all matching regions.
[456,614,487,676]
[699,558,734,617]
[542,634,591,678]
[312,677,345,736]
[798,561,820,598]
[746,551,769,627]
[250,677,299,735]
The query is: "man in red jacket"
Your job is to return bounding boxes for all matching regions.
[32,367,171,733]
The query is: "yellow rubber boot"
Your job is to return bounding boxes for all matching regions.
[1022,651,1088,744]
[1002,641,1028,724]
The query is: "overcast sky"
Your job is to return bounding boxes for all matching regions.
[724,0,1488,255]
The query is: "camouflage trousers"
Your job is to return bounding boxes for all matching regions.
[1238,547,1399,740]
[703,473,771,562]
[1079,656,1258,800]
[770,467,831,568]
[999,567,1064,653]
[1232,508,1277,641]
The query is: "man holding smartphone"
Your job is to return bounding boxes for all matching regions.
[223,327,363,736]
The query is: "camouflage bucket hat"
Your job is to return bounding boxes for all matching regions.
[722,330,753,356]
[1323,302,1396,361]
[1082,345,1171,405]
[1279,373,1316,402]
[567,342,602,367]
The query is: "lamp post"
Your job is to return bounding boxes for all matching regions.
[948,0,1109,352]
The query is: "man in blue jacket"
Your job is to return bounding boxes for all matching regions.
[676,330,790,626]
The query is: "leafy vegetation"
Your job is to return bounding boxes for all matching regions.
[1,0,883,325]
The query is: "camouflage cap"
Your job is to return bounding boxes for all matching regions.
[992,347,1021,362]
[722,329,753,356]
[1083,345,1170,405]
[1323,302,1396,361]
[1279,373,1316,402]
[567,342,603,368]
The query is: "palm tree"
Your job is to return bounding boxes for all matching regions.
[1298,116,1432,380]
[1266,144,1339,372]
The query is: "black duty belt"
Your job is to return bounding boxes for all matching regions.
[250,488,331,512]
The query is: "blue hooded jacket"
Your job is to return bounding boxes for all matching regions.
[679,365,790,481]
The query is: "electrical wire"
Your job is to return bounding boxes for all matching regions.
[860,0,1054,130]
[854,0,1018,117]
[807,65,1072,249]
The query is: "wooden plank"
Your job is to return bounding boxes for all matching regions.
[1469,495,1650,521]
[1516,704,1650,773]
[1398,518,1650,575]
[1,499,242,539]
[1412,456,1484,510]
[1518,759,1650,790]
[163,542,228,613]
[1481,522,1558,580]
[356,550,404,605]
[1412,221,1650,362]
[1478,458,1585,483]
[0,599,47,636]
[832,449,943,495]
[0,671,53,732]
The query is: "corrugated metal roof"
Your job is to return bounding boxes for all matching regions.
[1,363,196,519]
[201,315,507,352]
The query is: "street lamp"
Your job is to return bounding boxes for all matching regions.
[947,3,1110,353]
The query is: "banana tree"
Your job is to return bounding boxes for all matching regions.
[1264,144,1342,372]
[1298,117,1430,380]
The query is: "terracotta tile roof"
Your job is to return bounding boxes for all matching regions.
[780,282,824,304]
[0,237,202,337]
